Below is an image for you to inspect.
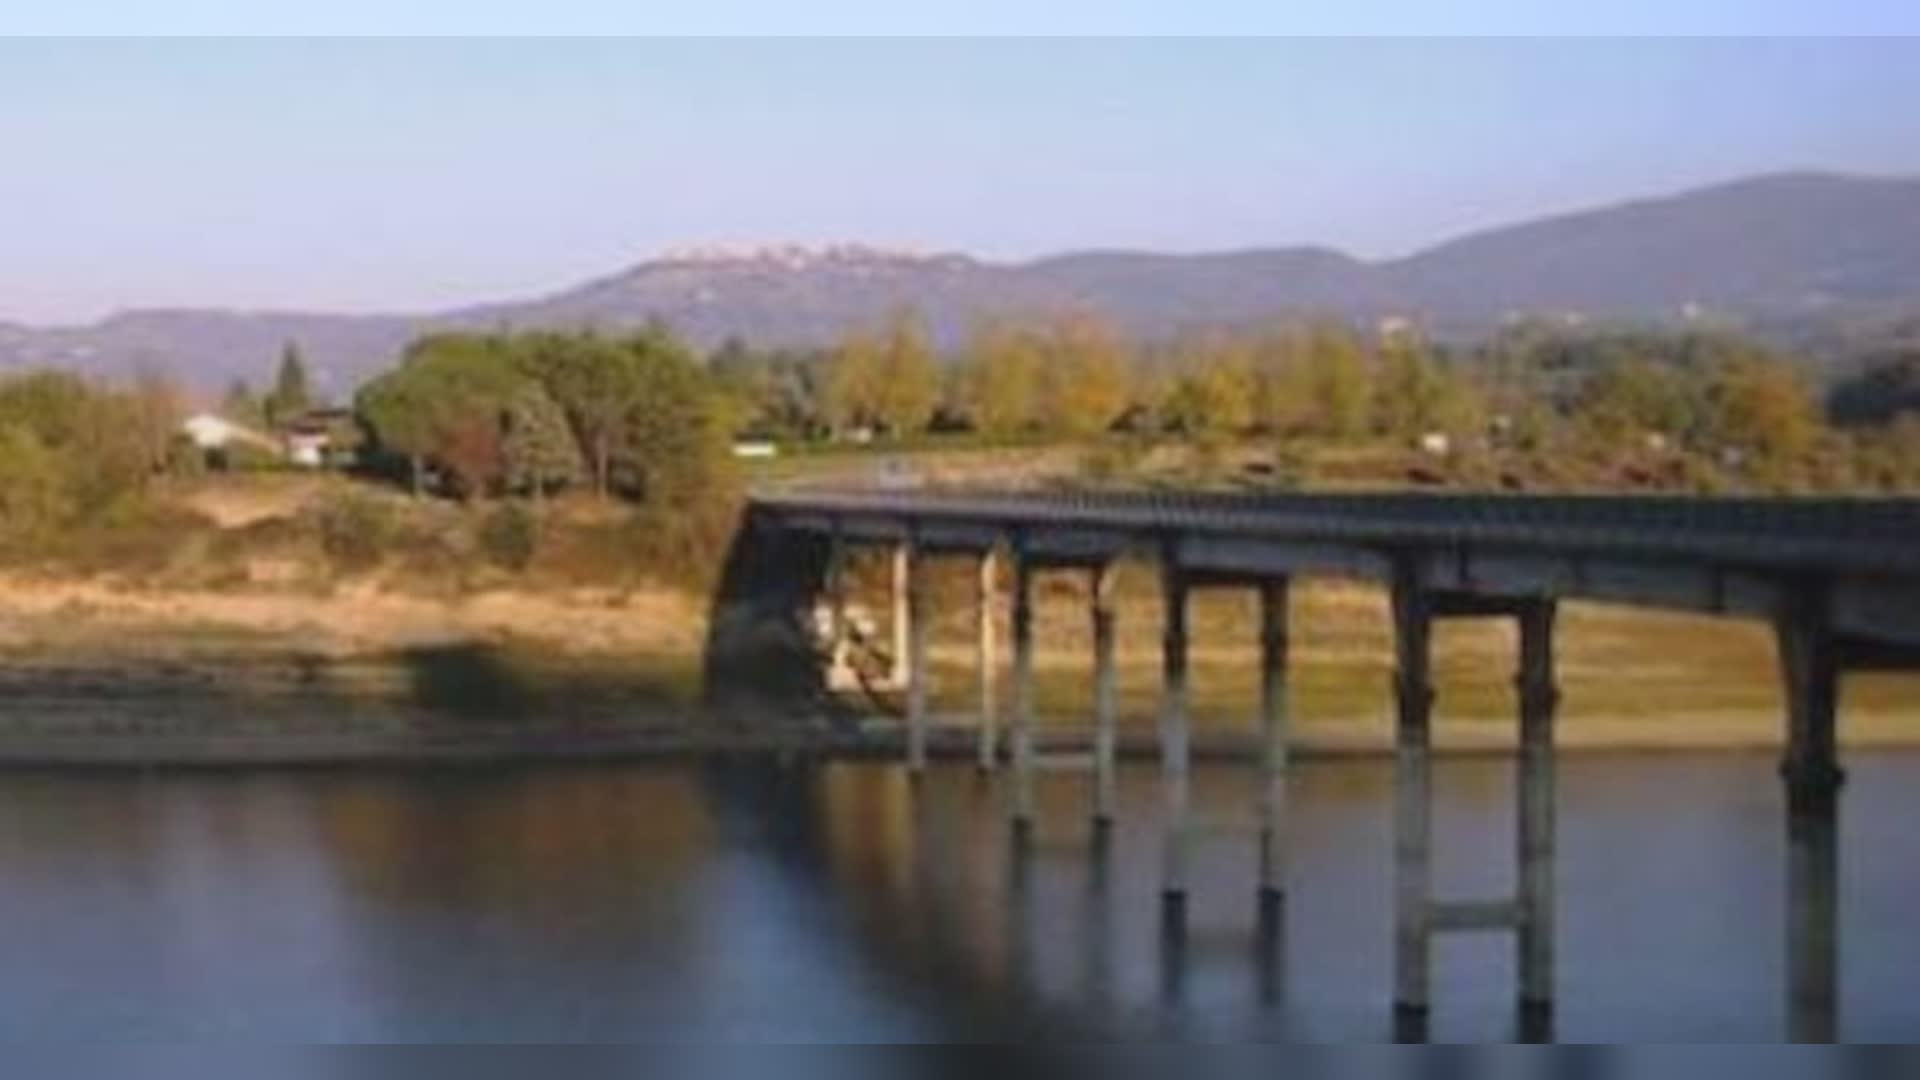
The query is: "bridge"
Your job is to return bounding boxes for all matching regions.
[725,488,1920,1041]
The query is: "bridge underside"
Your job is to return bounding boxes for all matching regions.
[785,508,1920,652]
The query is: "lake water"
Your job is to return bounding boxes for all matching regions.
[0,752,1912,1043]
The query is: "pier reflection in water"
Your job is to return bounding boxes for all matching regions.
[0,752,1900,1041]
[809,753,1896,1043]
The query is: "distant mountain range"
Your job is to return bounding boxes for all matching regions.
[6,171,1920,396]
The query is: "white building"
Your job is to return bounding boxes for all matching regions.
[180,413,284,469]
[181,413,277,453]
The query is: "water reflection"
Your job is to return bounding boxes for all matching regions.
[1786,794,1840,1044]
[0,752,1897,1040]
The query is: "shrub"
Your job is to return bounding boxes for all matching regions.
[314,492,393,574]
[478,501,539,572]
[0,424,72,554]
[622,484,743,592]
[1076,436,1151,486]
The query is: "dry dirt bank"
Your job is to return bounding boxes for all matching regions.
[0,570,1916,765]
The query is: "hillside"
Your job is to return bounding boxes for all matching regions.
[5,172,1920,393]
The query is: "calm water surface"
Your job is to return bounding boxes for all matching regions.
[0,752,1913,1042]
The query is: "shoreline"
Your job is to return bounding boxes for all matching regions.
[2,573,1916,768]
[0,717,1914,770]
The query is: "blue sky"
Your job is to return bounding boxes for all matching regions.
[4,36,1920,322]
[9,1,1920,35]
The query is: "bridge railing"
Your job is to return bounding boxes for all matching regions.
[751,487,1920,578]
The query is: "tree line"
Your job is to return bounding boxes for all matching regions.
[0,370,188,549]
[2,307,1916,560]
[725,315,1833,445]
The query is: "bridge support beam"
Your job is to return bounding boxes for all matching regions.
[1092,561,1120,831]
[1776,583,1844,1044]
[1257,577,1291,920]
[1391,564,1560,1035]
[977,548,999,773]
[1159,546,1193,923]
[1010,536,1037,835]
[903,534,930,775]
[1516,598,1559,1023]
[824,530,855,691]
[1390,566,1435,1025]
[891,541,910,689]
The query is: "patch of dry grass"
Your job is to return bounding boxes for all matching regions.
[897,570,1920,751]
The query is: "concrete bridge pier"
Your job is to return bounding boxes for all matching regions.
[1776,581,1844,1044]
[1257,576,1292,925]
[890,541,910,690]
[1390,564,1435,1030]
[976,548,1000,773]
[1390,560,1560,1034]
[1004,544,1121,843]
[1009,533,1037,838]
[1092,560,1120,832]
[903,533,929,775]
[1515,597,1559,1031]
[1159,545,1193,926]
[1154,562,1294,937]
[823,529,855,690]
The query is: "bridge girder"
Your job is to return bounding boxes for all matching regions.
[759,497,1920,652]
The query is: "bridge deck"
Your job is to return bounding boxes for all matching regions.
[756,488,1920,574]
[753,488,1920,647]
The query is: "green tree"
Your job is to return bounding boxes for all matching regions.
[1373,334,1481,442]
[823,326,884,436]
[1575,358,1696,444]
[610,326,722,502]
[1306,326,1374,441]
[0,370,93,448]
[1036,314,1130,437]
[869,311,940,436]
[221,378,266,428]
[0,371,150,513]
[957,322,1043,436]
[266,341,314,428]
[521,331,639,499]
[0,424,72,550]
[356,367,441,495]
[1241,327,1313,434]
[354,332,518,497]
[0,371,157,528]
[436,415,504,499]
[128,370,186,477]
[501,383,583,504]
[1700,355,1819,475]
[1160,336,1254,435]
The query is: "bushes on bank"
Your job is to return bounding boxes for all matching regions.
[313,491,394,574]
[478,502,539,572]
[0,370,188,554]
